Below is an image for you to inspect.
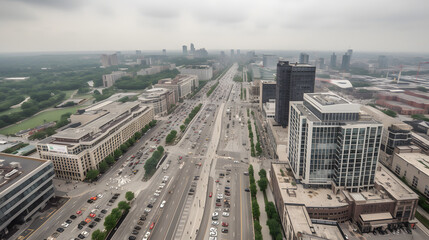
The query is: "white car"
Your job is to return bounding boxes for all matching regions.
[144,208,151,213]
[143,231,151,240]
[217,194,223,199]
[97,194,103,198]
[61,222,69,228]
[211,221,219,226]
[212,212,219,217]
[155,190,162,193]
[81,231,89,237]
[160,200,166,208]
[222,212,230,217]
[234,160,239,163]
[154,193,160,197]
[159,185,164,189]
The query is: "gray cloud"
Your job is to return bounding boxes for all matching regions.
[13,0,84,10]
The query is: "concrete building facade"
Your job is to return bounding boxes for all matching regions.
[100,54,118,67]
[288,93,383,192]
[0,154,55,237]
[139,88,176,116]
[178,65,213,80]
[154,75,199,102]
[259,80,276,110]
[102,71,127,88]
[37,101,154,181]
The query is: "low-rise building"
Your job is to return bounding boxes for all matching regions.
[271,163,418,235]
[102,71,127,88]
[262,99,275,119]
[37,101,154,180]
[154,75,198,102]
[139,88,175,116]
[391,146,429,199]
[178,65,213,80]
[0,154,55,237]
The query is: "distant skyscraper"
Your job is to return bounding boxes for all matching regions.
[341,53,351,71]
[288,92,383,192]
[220,51,226,58]
[262,54,278,69]
[230,49,235,57]
[190,43,195,54]
[299,53,309,64]
[347,49,353,58]
[182,45,188,55]
[275,61,315,127]
[136,50,142,55]
[378,55,388,69]
[330,53,337,68]
[237,49,240,55]
[162,49,167,56]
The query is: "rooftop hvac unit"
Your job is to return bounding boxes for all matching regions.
[4,169,19,179]
[10,162,22,169]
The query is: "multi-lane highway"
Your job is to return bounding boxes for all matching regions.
[24,63,255,240]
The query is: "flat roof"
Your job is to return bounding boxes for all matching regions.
[383,100,424,110]
[396,152,429,177]
[360,212,393,222]
[379,92,429,104]
[0,153,47,193]
[375,165,418,200]
[271,163,348,207]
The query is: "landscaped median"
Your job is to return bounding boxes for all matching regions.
[206,81,219,97]
[248,165,263,240]
[143,145,165,179]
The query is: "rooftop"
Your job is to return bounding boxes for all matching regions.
[271,163,348,208]
[0,153,47,193]
[360,212,393,222]
[286,204,344,240]
[395,152,429,177]
[375,165,418,201]
[306,92,350,106]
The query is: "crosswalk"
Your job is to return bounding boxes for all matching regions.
[173,195,194,239]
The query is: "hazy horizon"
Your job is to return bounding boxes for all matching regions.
[1,0,428,53]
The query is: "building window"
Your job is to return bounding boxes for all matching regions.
[395,165,401,175]
[425,185,429,198]
[412,176,418,188]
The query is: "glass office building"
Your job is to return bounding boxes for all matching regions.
[288,93,383,192]
[0,154,55,237]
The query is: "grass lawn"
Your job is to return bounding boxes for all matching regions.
[64,90,76,100]
[0,105,82,135]
[416,211,429,230]
[0,107,22,117]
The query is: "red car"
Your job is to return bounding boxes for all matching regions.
[215,180,219,183]
[89,213,96,218]
[149,222,155,230]
[85,218,91,223]
[179,156,182,160]
[216,203,221,207]
[209,192,212,198]
[90,197,97,201]
[76,210,82,215]
[222,222,229,227]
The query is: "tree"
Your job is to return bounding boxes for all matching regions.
[255,142,262,155]
[99,161,108,173]
[118,201,131,211]
[157,146,164,153]
[86,169,99,181]
[254,219,262,233]
[265,202,277,219]
[91,229,106,240]
[104,214,117,231]
[248,165,254,176]
[258,169,267,179]
[255,232,263,240]
[180,125,186,132]
[252,200,260,220]
[125,191,135,201]
[114,149,122,160]
[257,178,268,192]
[276,233,283,240]
[105,155,115,166]
[120,144,128,152]
[250,183,257,197]
[111,208,122,219]
[267,218,281,237]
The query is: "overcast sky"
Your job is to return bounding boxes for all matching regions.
[0,0,428,53]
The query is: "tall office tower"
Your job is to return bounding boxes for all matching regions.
[274,61,315,127]
[220,51,226,58]
[162,49,167,56]
[341,53,351,71]
[378,55,388,69]
[136,50,142,55]
[237,49,240,55]
[288,92,383,192]
[182,45,188,55]
[190,43,195,54]
[330,53,337,68]
[262,54,278,69]
[100,54,119,67]
[299,52,309,64]
[347,49,353,58]
[230,49,235,57]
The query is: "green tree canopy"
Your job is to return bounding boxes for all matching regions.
[125,191,135,201]
[99,161,108,173]
[86,169,99,181]
[118,201,130,211]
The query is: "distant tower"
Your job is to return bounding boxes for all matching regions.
[330,53,337,68]
[230,49,235,58]
[341,53,351,71]
[378,55,388,69]
[275,61,315,127]
[162,49,167,56]
[190,43,195,54]
[182,45,188,55]
[299,53,309,64]
[318,58,325,69]
[237,49,240,55]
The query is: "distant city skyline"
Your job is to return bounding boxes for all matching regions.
[0,0,428,53]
